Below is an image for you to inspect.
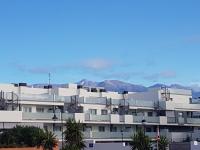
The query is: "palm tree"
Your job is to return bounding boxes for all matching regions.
[130,129,151,150]
[41,130,57,150]
[63,118,86,150]
[158,136,169,150]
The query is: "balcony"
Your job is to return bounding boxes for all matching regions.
[85,131,133,139]
[167,117,176,123]
[19,94,66,102]
[85,114,110,122]
[22,112,73,121]
[83,131,158,139]
[84,97,107,105]
[187,118,200,124]
[167,117,186,125]
[133,116,160,124]
[129,99,154,108]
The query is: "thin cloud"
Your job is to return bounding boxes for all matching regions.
[13,58,114,74]
[143,70,176,82]
[82,58,113,70]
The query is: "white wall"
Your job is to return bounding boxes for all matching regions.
[0,111,22,122]
[0,84,18,93]
[20,86,49,94]
[129,88,159,102]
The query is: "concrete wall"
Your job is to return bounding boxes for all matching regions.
[130,88,159,102]
[170,142,200,150]
[84,142,131,150]
[0,111,22,122]
[169,142,190,150]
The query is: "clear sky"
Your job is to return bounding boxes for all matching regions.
[0,0,200,86]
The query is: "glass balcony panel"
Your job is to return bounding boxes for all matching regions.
[23,112,73,120]
[167,117,176,123]
[19,94,54,101]
[133,116,159,123]
[187,118,200,124]
[111,99,120,105]
[129,99,154,107]
[62,113,74,120]
[85,114,110,122]
[91,131,134,139]
[84,97,107,105]
[23,112,59,120]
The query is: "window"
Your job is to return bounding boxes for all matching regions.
[36,107,44,113]
[54,126,61,131]
[85,126,92,132]
[99,126,105,132]
[132,110,137,116]
[110,126,117,132]
[23,107,32,112]
[125,126,131,132]
[89,143,94,148]
[44,126,48,131]
[148,112,153,116]
[101,109,108,115]
[89,109,97,115]
[146,127,152,132]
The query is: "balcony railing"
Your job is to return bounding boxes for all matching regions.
[85,114,110,122]
[133,116,160,123]
[22,112,73,120]
[83,131,157,139]
[84,97,107,105]
[87,131,134,139]
[129,99,154,108]
[167,117,176,123]
[187,118,200,124]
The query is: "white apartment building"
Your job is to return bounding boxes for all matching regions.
[0,83,200,147]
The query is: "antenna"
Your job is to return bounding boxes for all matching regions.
[48,73,51,86]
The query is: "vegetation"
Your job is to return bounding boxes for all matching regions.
[0,126,57,150]
[63,118,86,150]
[130,129,151,150]
[40,129,57,150]
[158,136,169,150]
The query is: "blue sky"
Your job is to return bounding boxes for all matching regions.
[0,0,200,86]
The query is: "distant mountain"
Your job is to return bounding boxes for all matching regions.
[149,83,192,90]
[32,79,200,98]
[77,79,200,98]
[77,79,98,87]
[77,79,147,92]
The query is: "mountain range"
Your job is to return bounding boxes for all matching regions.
[33,79,200,98]
[77,79,200,98]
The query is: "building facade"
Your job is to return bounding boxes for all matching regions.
[0,83,200,148]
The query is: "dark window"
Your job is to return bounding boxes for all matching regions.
[99,126,105,132]
[146,127,152,132]
[110,126,117,132]
[101,109,108,115]
[89,143,93,147]
[148,112,153,116]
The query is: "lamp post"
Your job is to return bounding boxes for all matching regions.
[121,129,124,143]
[52,107,64,150]
[52,112,58,132]
[141,118,146,135]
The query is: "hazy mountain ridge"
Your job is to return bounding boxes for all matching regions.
[76,79,200,98]
[32,79,200,98]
